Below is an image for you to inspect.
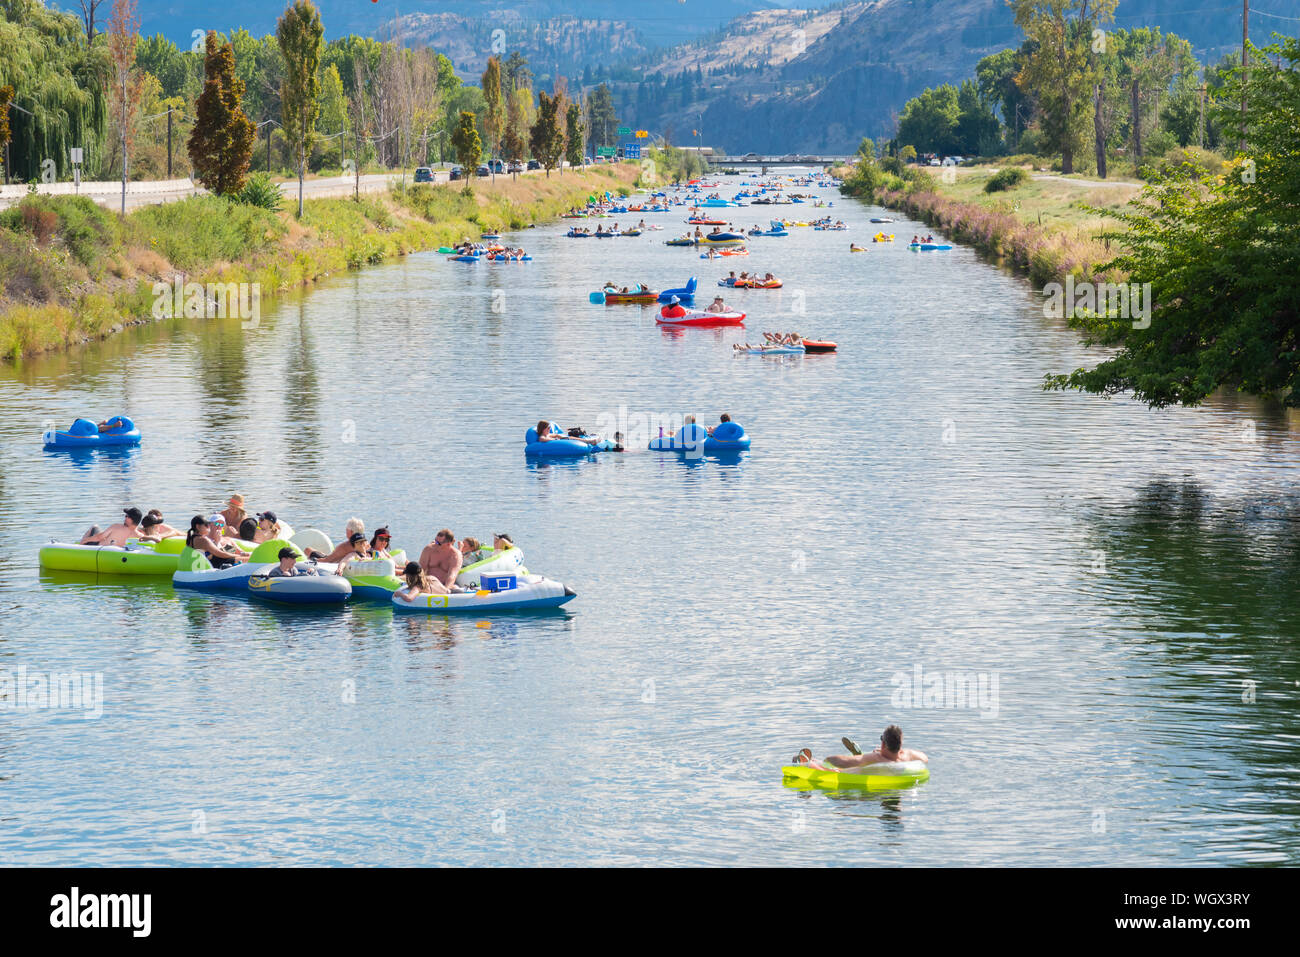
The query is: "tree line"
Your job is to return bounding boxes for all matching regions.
[0,0,623,200]
[884,0,1255,177]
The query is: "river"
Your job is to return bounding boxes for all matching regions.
[1,175,1296,865]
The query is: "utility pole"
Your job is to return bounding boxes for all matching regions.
[1240,0,1249,151]
[1131,78,1141,160]
[166,106,173,179]
[1198,83,1207,149]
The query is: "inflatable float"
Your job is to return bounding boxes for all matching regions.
[599,288,659,305]
[909,243,953,251]
[649,421,709,453]
[524,424,611,457]
[664,237,697,247]
[457,546,526,587]
[657,278,698,303]
[40,537,187,576]
[339,556,404,600]
[705,421,751,452]
[392,574,576,613]
[248,572,352,605]
[656,309,746,328]
[700,249,748,258]
[801,339,838,353]
[449,254,481,262]
[736,343,805,355]
[781,760,930,791]
[172,539,301,592]
[490,254,532,262]
[43,416,140,449]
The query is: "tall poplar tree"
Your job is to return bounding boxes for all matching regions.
[277,0,324,218]
[481,55,504,181]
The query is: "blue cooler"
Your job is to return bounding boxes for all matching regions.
[481,574,518,592]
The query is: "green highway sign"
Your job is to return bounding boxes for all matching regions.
[597,146,617,157]
[617,126,631,136]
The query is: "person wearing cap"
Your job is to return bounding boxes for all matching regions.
[419,528,465,591]
[79,507,144,547]
[369,528,395,560]
[660,295,688,319]
[136,509,183,542]
[185,515,247,568]
[336,532,372,573]
[266,547,317,578]
[393,561,449,602]
[221,495,248,530]
[253,511,285,544]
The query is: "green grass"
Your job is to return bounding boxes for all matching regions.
[0,166,639,362]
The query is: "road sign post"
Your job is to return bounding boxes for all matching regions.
[70,147,83,194]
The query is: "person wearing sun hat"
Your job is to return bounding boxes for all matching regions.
[221,494,248,530]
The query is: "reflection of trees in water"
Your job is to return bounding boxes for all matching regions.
[1088,478,1300,783]
[1090,478,1300,639]
[279,300,323,484]
[192,316,250,437]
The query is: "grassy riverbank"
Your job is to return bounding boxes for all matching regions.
[842,159,1143,286]
[0,166,637,361]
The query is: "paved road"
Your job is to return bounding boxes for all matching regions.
[0,163,579,210]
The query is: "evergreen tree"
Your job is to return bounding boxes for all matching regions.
[481,56,504,179]
[450,109,481,180]
[187,32,254,196]
[530,90,563,177]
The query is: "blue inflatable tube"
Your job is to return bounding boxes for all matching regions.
[43,415,141,449]
[658,277,698,302]
[648,421,751,454]
[703,421,751,452]
[648,422,709,453]
[525,425,611,457]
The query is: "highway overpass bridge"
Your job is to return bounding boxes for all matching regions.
[708,155,851,168]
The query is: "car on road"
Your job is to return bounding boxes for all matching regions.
[449,165,463,180]
[488,159,504,173]
[476,164,490,177]
[526,159,541,170]
[507,162,523,174]
[583,156,593,166]
[413,167,433,183]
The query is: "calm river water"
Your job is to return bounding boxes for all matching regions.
[1,174,1297,866]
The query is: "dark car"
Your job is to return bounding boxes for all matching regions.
[449,165,463,181]
[476,165,490,177]
[413,167,433,183]
[526,159,541,170]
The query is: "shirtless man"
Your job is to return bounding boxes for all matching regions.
[793,724,928,769]
[419,528,463,591]
[79,507,143,546]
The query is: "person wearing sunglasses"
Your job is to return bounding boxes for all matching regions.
[369,528,395,561]
[419,528,465,591]
[790,725,927,770]
[185,516,247,569]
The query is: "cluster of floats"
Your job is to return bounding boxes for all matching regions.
[524,420,751,457]
[587,274,837,354]
[38,529,575,613]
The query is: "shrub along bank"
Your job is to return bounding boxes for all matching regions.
[0,166,636,361]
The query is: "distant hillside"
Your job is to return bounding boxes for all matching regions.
[111,0,832,45]
[611,0,1300,153]
[393,12,652,79]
